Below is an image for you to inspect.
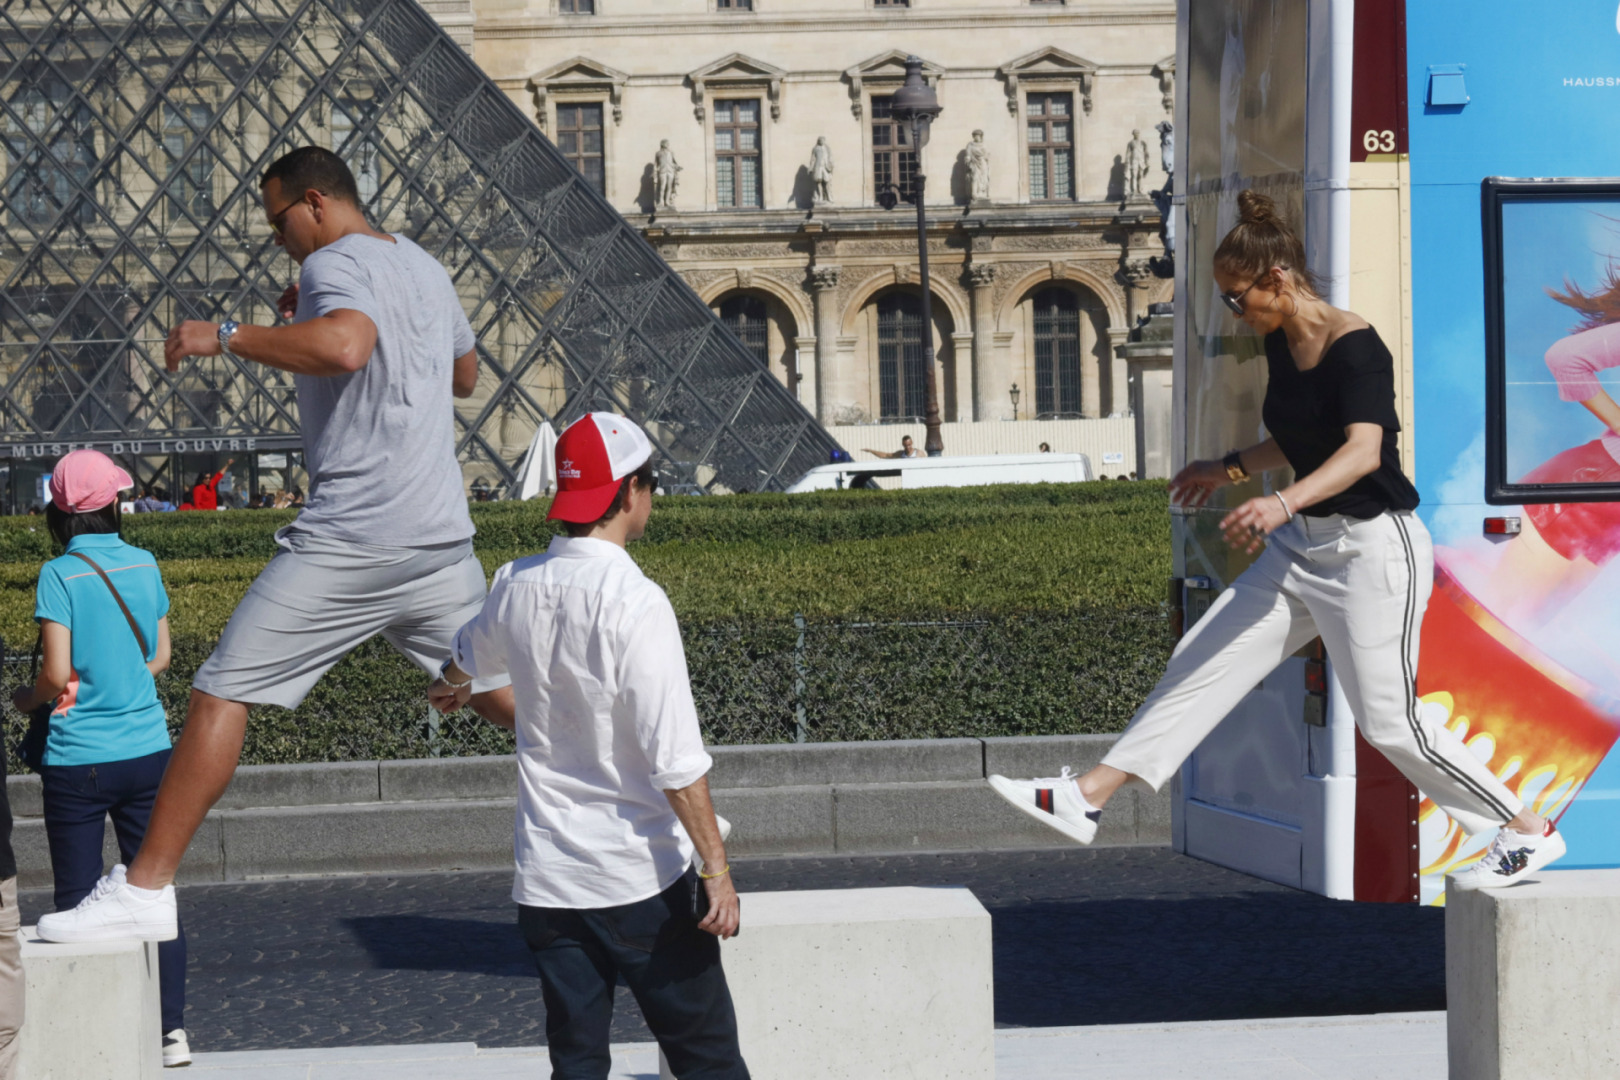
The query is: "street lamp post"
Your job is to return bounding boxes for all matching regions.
[890,56,945,457]
[1009,382,1021,420]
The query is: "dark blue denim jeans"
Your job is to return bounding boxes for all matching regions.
[40,747,186,1033]
[519,865,748,1080]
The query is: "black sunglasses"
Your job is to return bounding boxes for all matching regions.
[265,193,313,236]
[1220,275,1266,316]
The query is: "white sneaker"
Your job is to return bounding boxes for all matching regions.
[36,864,179,943]
[163,1028,192,1068]
[988,767,1101,845]
[1449,821,1567,892]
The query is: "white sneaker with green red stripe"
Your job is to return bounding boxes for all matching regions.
[988,767,1101,845]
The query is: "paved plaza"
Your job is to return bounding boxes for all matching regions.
[177,1013,1447,1079]
[20,846,1446,1076]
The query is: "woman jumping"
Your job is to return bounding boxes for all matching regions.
[988,190,1565,891]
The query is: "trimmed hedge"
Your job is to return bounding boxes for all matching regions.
[0,482,1174,764]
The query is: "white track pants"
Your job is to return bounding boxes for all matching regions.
[1101,510,1521,837]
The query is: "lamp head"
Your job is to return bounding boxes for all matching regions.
[890,56,941,125]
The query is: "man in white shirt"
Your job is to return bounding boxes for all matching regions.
[432,413,747,1080]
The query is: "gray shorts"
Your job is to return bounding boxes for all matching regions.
[193,527,510,709]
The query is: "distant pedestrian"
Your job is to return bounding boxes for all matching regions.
[1039,442,1051,453]
[432,413,749,1080]
[863,435,923,459]
[9,450,191,1065]
[187,459,234,511]
[133,488,163,513]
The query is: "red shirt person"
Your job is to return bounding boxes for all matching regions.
[186,459,234,511]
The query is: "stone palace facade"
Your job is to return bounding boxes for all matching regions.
[463,0,1174,430]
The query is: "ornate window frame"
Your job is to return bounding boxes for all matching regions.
[688,54,784,211]
[526,58,627,202]
[844,50,945,208]
[999,47,1098,204]
[525,57,629,134]
[1153,55,1175,114]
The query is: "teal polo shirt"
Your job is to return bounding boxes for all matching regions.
[33,533,172,767]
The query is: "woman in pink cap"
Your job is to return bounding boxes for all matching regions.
[7,450,192,1067]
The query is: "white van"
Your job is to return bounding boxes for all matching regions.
[784,452,1093,492]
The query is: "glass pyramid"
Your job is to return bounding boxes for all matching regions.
[0,0,841,496]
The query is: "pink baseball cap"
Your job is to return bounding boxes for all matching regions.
[49,449,135,514]
[547,413,654,523]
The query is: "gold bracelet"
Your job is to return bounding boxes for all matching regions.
[698,863,732,880]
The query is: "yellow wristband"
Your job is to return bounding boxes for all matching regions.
[698,863,732,880]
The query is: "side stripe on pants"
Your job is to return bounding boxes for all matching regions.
[1391,514,1517,822]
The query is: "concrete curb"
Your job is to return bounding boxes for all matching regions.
[7,733,1156,885]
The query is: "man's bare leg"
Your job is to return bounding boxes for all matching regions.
[127,690,249,890]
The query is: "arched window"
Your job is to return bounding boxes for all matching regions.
[1033,287,1083,418]
[719,294,770,368]
[877,292,927,421]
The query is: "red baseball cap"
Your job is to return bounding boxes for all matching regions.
[547,412,654,523]
[49,449,135,514]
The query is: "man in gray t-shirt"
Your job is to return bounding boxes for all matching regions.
[292,232,475,545]
[37,147,513,945]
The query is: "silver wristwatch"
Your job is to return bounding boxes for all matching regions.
[217,319,241,357]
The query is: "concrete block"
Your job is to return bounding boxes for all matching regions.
[10,812,224,890]
[711,786,834,857]
[217,761,380,810]
[832,780,1139,853]
[1446,869,1620,1079]
[714,887,993,1079]
[379,755,515,803]
[220,798,515,879]
[709,738,983,789]
[980,733,1118,780]
[1132,786,1174,845]
[18,930,162,1080]
[5,775,40,819]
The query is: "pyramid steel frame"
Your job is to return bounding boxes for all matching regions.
[0,0,843,498]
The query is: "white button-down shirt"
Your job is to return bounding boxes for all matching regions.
[452,536,713,909]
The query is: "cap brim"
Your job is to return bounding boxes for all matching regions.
[546,481,623,523]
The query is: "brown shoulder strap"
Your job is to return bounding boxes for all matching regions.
[67,551,150,658]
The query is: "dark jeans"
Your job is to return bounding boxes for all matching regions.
[40,747,186,1033]
[519,865,748,1080]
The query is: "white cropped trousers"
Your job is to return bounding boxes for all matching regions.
[1101,510,1521,837]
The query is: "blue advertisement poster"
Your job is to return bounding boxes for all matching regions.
[1408,1,1620,878]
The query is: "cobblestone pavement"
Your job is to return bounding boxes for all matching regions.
[19,847,1445,1053]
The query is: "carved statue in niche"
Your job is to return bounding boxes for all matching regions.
[1155,120,1173,176]
[965,129,990,203]
[808,136,834,206]
[654,139,682,208]
[1125,128,1151,199]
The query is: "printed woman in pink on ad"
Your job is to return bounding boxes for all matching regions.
[1492,274,1620,622]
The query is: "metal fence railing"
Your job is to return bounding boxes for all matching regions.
[2,610,1170,772]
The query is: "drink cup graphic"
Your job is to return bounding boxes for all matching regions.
[1414,557,1620,901]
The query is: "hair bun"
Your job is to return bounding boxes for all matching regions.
[1236,189,1279,227]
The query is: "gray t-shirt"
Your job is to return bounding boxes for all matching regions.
[291,233,475,546]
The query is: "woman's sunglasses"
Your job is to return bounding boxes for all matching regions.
[1220,276,1265,316]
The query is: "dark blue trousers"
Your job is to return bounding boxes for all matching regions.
[40,747,186,1033]
[519,865,748,1080]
